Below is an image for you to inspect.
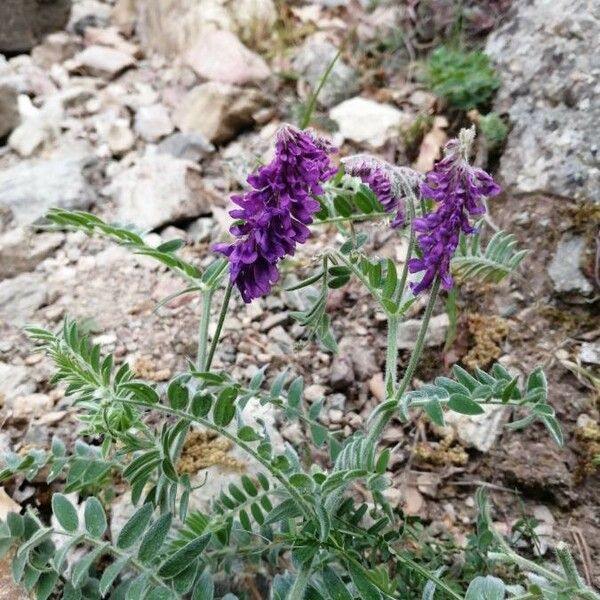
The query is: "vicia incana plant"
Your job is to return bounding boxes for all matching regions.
[1,126,597,600]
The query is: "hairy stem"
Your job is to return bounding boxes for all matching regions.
[205,282,233,371]
[367,277,441,443]
[394,191,417,305]
[384,315,398,394]
[197,289,213,370]
[287,555,314,600]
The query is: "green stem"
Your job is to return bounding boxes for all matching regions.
[205,282,233,371]
[335,252,385,310]
[312,212,389,225]
[384,315,399,394]
[394,277,440,402]
[197,289,213,370]
[300,49,340,129]
[368,277,441,443]
[287,555,314,600]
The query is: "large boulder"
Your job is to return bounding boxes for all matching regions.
[120,0,276,57]
[173,82,266,144]
[0,0,72,55]
[106,155,217,231]
[486,1,600,202]
[292,33,359,108]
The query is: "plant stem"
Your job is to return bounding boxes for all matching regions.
[287,556,314,600]
[197,289,213,370]
[314,212,389,226]
[205,282,233,371]
[394,277,440,401]
[394,192,417,305]
[368,277,441,443]
[384,315,399,394]
[300,49,340,129]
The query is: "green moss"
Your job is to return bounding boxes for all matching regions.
[425,46,500,110]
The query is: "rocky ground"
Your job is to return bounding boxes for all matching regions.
[0,0,599,593]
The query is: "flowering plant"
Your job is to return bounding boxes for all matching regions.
[0,127,597,600]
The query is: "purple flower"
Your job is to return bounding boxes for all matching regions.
[214,125,337,303]
[408,131,501,294]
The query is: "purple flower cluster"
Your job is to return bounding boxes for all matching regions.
[408,134,501,294]
[346,162,406,228]
[214,125,337,303]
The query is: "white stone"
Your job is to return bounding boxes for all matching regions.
[106,120,136,155]
[134,103,174,142]
[330,96,409,147]
[71,45,135,79]
[8,118,46,157]
[580,342,600,365]
[444,405,508,453]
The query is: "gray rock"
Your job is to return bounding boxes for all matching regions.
[0,0,71,55]
[292,33,359,108]
[330,353,354,391]
[0,273,47,326]
[157,132,214,161]
[548,233,592,295]
[0,155,95,229]
[134,104,174,143]
[186,216,215,242]
[0,228,63,278]
[397,313,449,350]
[0,362,35,403]
[486,1,600,202]
[339,336,378,381]
[173,82,266,144]
[0,84,19,139]
[107,155,215,231]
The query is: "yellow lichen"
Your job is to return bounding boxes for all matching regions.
[177,430,246,475]
[463,313,509,370]
[132,356,171,382]
[414,427,469,467]
[575,420,600,478]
